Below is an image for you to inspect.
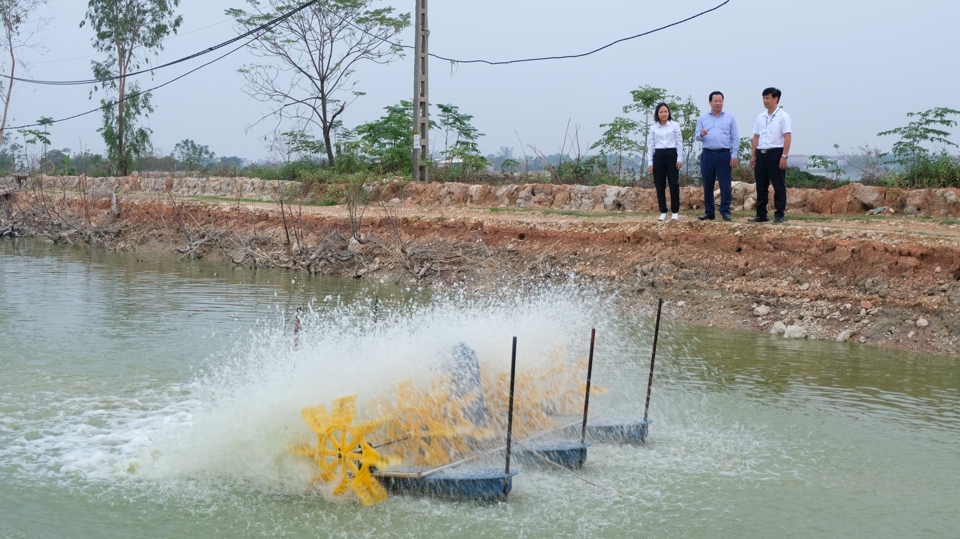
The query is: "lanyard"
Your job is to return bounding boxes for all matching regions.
[764,109,780,128]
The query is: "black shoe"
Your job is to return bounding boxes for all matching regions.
[747,216,769,223]
[773,216,784,223]
[697,214,715,221]
[721,214,732,221]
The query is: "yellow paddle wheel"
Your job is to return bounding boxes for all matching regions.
[291,395,395,506]
[387,377,491,467]
[289,340,620,505]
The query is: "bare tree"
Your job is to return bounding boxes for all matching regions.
[227,0,409,168]
[0,0,49,143]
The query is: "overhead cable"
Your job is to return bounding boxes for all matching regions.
[2,0,319,86]
[7,39,252,130]
[350,0,730,66]
[6,0,730,129]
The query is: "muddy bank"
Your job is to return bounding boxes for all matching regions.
[3,176,960,357]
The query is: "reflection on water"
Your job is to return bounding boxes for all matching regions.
[2,238,959,538]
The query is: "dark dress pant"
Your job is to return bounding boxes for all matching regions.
[701,149,732,218]
[754,148,785,220]
[653,148,680,214]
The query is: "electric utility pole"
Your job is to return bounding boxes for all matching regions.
[412,0,429,182]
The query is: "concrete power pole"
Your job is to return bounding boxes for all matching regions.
[412,0,429,182]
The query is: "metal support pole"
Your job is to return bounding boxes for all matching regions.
[644,299,664,422]
[412,0,429,182]
[579,328,596,467]
[504,336,517,496]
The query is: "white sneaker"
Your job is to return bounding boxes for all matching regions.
[671,213,679,220]
[658,213,667,221]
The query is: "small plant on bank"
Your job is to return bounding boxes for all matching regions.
[808,153,847,182]
[879,107,960,188]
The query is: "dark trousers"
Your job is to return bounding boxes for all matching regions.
[754,148,786,219]
[700,149,732,217]
[653,148,680,214]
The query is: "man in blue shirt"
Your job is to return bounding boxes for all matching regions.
[695,91,739,221]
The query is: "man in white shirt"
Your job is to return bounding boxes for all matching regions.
[749,87,792,223]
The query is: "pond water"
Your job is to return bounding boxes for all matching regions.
[2,238,959,538]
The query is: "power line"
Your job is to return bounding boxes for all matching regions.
[2,0,319,86]
[6,0,732,130]
[7,39,253,131]
[31,19,233,65]
[350,0,731,66]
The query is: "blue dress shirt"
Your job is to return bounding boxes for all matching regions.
[695,111,739,153]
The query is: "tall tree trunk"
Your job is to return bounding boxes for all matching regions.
[117,61,127,176]
[323,124,335,167]
[0,28,15,143]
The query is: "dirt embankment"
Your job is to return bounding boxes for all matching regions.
[3,175,960,357]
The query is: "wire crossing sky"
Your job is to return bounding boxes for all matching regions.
[5,0,958,161]
[7,0,729,130]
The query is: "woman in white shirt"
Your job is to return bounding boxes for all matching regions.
[646,103,683,221]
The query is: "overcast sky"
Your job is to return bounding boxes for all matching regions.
[6,0,960,162]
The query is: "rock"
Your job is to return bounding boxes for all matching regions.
[908,331,916,338]
[852,183,886,208]
[754,305,771,316]
[677,300,686,307]
[859,308,867,317]
[347,236,363,253]
[783,325,807,339]
[898,256,920,269]
[916,318,929,327]
[859,336,868,343]
[770,321,787,335]
[860,300,873,309]
[799,283,810,291]
[837,329,853,342]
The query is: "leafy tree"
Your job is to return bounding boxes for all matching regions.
[0,133,21,172]
[500,158,519,173]
[878,107,960,184]
[435,103,486,175]
[227,0,410,168]
[809,150,846,182]
[82,0,183,176]
[486,146,519,172]
[44,148,74,175]
[354,100,418,173]
[732,136,755,183]
[671,96,700,176]
[279,130,325,161]
[435,104,482,156]
[590,116,641,179]
[173,139,216,171]
[17,115,51,172]
[0,0,48,143]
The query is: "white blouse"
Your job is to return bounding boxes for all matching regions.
[646,120,683,166]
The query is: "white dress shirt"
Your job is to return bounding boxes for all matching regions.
[753,108,792,149]
[646,120,683,167]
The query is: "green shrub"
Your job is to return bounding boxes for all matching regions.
[885,152,960,189]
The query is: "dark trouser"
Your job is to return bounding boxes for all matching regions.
[754,147,786,220]
[700,149,732,217]
[653,148,680,214]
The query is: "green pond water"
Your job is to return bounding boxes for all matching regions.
[1,238,958,538]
